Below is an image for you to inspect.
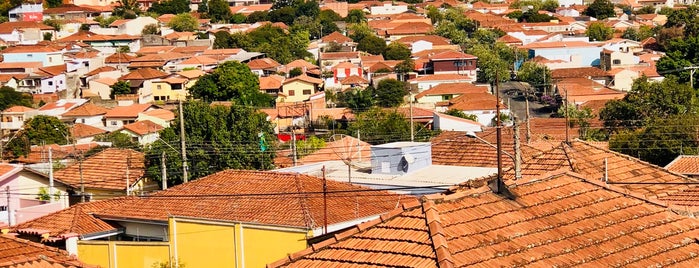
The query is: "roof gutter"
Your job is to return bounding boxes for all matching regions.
[81,228,123,240]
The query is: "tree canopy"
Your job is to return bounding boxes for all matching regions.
[213,25,311,64]
[110,81,132,99]
[113,0,141,19]
[517,61,551,92]
[189,61,273,106]
[357,34,387,55]
[145,101,275,185]
[147,0,190,15]
[348,107,433,144]
[167,13,199,32]
[0,86,33,111]
[208,0,233,22]
[383,42,411,61]
[586,22,614,41]
[374,79,408,107]
[584,0,615,20]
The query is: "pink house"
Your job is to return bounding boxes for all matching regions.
[0,164,69,226]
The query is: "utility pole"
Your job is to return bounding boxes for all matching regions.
[513,117,522,180]
[125,152,131,196]
[161,152,167,190]
[564,85,570,144]
[48,148,54,203]
[178,99,188,183]
[494,72,503,194]
[409,93,414,142]
[525,89,531,144]
[291,131,297,166]
[322,165,327,235]
[5,186,10,226]
[684,66,699,88]
[79,154,85,203]
[356,130,361,162]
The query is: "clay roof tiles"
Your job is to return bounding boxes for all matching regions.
[259,75,284,90]
[247,58,282,70]
[396,35,451,46]
[0,235,94,267]
[272,170,699,267]
[284,74,323,85]
[61,103,109,117]
[119,68,168,81]
[121,120,163,135]
[666,155,699,176]
[11,198,129,239]
[83,66,117,77]
[414,83,487,99]
[551,67,609,79]
[0,22,55,34]
[95,170,417,227]
[2,106,35,113]
[104,104,153,118]
[53,148,144,190]
[70,123,107,138]
[321,31,353,44]
[104,52,136,64]
[430,130,545,168]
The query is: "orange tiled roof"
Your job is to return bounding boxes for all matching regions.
[247,58,281,70]
[136,46,175,55]
[0,235,94,267]
[666,155,699,176]
[13,143,100,164]
[259,75,284,90]
[84,66,117,77]
[396,35,451,46]
[414,83,487,99]
[53,148,144,190]
[1,45,61,53]
[94,170,416,228]
[444,92,506,111]
[0,163,21,177]
[320,51,361,60]
[179,55,218,65]
[429,50,477,60]
[119,68,168,81]
[2,105,35,113]
[551,67,608,79]
[11,198,129,239]
[104,104,153,118]
[0,21,54,34]
[272,169,699,267]
[340,75,369,85]
[284,74,323,85]
[275,136,372,168]
[57,31,139,42]
[141,109,175,121]
[104,52,136,64]
[321,31,353,44]
[121,120,163,135]
[62,103,109,117]
[70,123,107,138]
[430,130,545,168]
[385,22,433,35]
[408,74,472,82]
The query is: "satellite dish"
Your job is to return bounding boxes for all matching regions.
[399,157,409,173]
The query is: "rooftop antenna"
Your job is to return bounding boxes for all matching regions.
[330,134,367,183]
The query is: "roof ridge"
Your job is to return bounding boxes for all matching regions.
[265,199,423,268]
[423,200,454,268]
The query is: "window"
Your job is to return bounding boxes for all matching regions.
[27,54,32,57]
[613,59,621,65]
[288,90,295,96]
[48,81,53,86]
[49,57,52,63]
[442,95,452,101]
[157,85,162,90]
[111,121,118,126]
[303,89,312,95]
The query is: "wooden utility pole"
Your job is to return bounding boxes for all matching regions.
[179,100,188,183]
[5,186,10,226]
[494,73,503,194]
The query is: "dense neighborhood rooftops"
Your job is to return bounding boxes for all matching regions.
[61,103,109,117]
[270,170,699,267]
[665,155,699,176]
[119,68,168,81]
[2,105,35,113]
[0,21,54,34]
[70,123,107,139]
[430,131,544,168]
[53,148,145,190]
[551,67,609,79]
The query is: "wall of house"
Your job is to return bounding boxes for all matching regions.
[72,115,105,127]
[432,59,477,75]
[417,94,458,105]
[40,74,67,94]
[529,47,602,67]
[282,81,316,103]
[78,241,171,268]
[433,114,482,132]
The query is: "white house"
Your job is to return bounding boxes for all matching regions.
[120,120,163,145]
[370,4,408,15]
[433,112,483,133]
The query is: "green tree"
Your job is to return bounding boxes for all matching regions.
[246,11,269,23]
[444,109,478,121]
[43,32,53,41]
[167,13,199,32]
[46,0,63,8]
[295,135,325,157]
[584,0,615,20]
[110,81,132,99]
[268,6,296,25]
[24,115,70,145]
[95,132,140,149]
[43,19,62,31]
[467,43,513,83]
[148,0,190,15]
[375,79,408,107]
[348,107,432,144]
[289,67,303,77]
[600,76,696,131]
[357,34,386,55]
[319,9,342,22]
[142,24,160,35]
[517,61,552,91]
[295,0,320,18]
[348,22,373,42]
[345,9,366,23]
[633,5,655,15]
[145,101,275,185]
[197,0,208,13]
[189,61,272,106]
[621,27,639,41]
[339,87,374,111]
[586,22,614,41]
[213,31,233,48]
[0,86,33,111]
[208,0,232,22]
[395,59,414,81]
[113,0,141,19]
[80,24,91,31]
[556,105,596,139]
[383,42,411,60]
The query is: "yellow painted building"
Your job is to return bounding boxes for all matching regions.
[78,216,311,268]
[279,75,323,103]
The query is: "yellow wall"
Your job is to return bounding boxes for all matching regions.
[151,82,188,102]
[77,217,311,267]
[242,226,310,268]
[78,241,170,268]
[282,81,316,103]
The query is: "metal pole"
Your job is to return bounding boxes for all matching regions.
[179,99,188,183]
[162,152,167,190]
[48,148,54,202]
[495,73,503,194]
[564,85,569,144]
[513,117,522,180]
[525,90,531,144]
[79,155,85,203]
[292,131,297,166]
[5,186,10,226]
[322,165,327,235]
[409,93,414,142]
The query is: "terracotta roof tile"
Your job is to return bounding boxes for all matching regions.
[84,66,117,77]
[2,105,35,113]
[396,35,451,46]
[415,83,487,99]
[121,120,163,135]
[443,92,506,111]
[259,75,284,90]
[57,31,139,43]
[179,55,218,65]
[104,53,136,64]
[272,171,699,267]
[0,235,93,267]
[430,131,544,168]
[13,143,100,164]
[247,58,282,70]
[276,136,372,168]
[1,45,61,53]
[70,123,107,138]
[95,170,417,227]
[62,103,109,117]
[0,22,55,34]
[141,109,175,121]
[104,104,153,118]
[429,50,477,60]
[284,74,323,85]
[119,68,168,81]
[320,52,361,60]
[53,148,145,190]
[666,155,699,176]
[339,75,368,85]
[551,67,609,79]
[11,198,129,239]
[321,31,353,44]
